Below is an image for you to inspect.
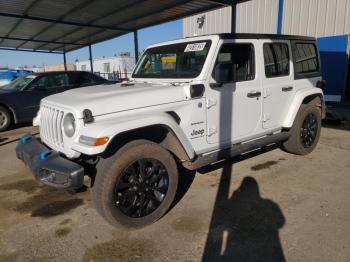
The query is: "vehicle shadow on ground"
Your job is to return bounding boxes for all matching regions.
[201,153,286,262]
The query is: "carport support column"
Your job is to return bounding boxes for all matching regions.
[89,44,94,73]
[231,2,237,33]
[134,30,139,63]
[63,52,67,71]
[277,0,284,34]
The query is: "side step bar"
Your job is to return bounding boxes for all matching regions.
[183,132,290,170]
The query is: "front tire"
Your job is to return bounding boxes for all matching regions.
[282,104,321,155]
[92,140,178,228]
[0,106,12,132]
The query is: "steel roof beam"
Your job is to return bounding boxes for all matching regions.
[16,0,98,49]
[0,0,44,45]
[37,0,149,51]
[0,12,129,32]
[0,47,63,54]
[0,36,84,46]
[51,0,195,51]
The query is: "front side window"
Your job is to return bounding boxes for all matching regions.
[213,43,255,82]
[264,43,290,78]
[35,74,66,91]
[292,43,319,75]
[132,41,211,78]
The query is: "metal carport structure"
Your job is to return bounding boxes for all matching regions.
[0,0,235,71]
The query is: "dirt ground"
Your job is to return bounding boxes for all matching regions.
[0,122,349,262]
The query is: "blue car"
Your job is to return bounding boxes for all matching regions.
[0,71,112,131]
[0,69,32,87]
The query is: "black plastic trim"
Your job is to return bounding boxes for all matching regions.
[16,135,84,189]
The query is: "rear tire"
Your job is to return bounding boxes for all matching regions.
[0,106,12,132]
[92,140,178,228]
[282,104,321,155]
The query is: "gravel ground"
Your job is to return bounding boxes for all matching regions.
[0,122,349,262]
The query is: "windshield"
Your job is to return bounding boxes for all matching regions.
[0,75,37,91]
[132,40,212,79]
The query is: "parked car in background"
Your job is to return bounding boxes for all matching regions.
[0,71,114,131]
[0,69,32,87]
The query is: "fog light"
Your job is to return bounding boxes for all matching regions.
[38,169,69,184]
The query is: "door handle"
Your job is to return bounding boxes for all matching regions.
[282,86,293,92]
[247,91,262,98]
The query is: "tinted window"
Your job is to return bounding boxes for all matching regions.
[35,74,66,91]
[69,72,106,87]
[264,43,290,78]
[293,43,319,74]
[91,74,107,83]
[69,72,93,86]
[214,43,255,82]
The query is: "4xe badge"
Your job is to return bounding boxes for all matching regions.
[191,129,205,139]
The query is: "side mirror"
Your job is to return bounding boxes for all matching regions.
[214,62,234,84]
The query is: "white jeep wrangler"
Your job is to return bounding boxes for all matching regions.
[16,34,325,227]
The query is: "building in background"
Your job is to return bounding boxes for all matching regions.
[44,64,76,72]
[183,0,350,102]
[76,54,135,80]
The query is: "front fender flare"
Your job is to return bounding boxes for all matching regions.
[73,113,195,159]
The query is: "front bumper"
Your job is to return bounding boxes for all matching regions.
[16,134,84,189]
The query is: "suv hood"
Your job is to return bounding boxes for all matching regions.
[43,82,189,117]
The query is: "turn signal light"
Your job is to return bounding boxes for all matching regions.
[79,135,109,146]
[94,137,109,146]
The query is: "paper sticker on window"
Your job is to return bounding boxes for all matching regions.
[184,42,206,52]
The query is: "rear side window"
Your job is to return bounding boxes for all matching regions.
[69,72,93,86]
[263,43,290,78]
[292,42,320,78]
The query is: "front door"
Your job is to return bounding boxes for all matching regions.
[206,40,262,146]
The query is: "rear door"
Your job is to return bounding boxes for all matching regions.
[261,40,295,129]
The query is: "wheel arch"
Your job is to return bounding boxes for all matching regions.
[0,102,17,124]
[283,89,325,128]
[102,124,194,162]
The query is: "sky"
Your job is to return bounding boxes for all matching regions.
[0,20,183,68]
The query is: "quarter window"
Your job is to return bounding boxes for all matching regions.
[263,43,290,78]
[292,43,319,74]
[213,43,255,82]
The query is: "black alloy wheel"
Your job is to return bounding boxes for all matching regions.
[114,158,169,218]
[300,113,318,148]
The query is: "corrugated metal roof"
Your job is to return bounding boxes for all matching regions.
[0,0,231,53]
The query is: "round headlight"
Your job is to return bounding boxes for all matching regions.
[63,113,76,138]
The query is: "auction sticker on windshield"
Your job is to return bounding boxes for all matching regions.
[184,42,206,52]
